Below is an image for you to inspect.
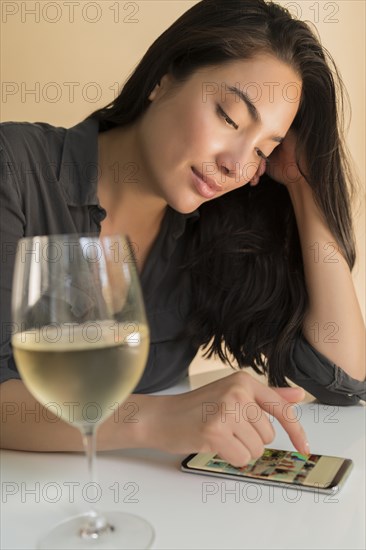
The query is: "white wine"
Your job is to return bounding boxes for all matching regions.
[12,321,149,427]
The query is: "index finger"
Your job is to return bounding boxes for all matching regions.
[255,387,309,455]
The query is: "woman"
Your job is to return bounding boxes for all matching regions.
[1,0,365,465]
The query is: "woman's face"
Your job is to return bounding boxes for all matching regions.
[137,53,302,213]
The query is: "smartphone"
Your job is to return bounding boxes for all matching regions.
[181,448,353,495]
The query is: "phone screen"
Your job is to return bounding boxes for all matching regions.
[184,448,351,489]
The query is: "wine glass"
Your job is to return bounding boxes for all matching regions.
[11,233,154,549]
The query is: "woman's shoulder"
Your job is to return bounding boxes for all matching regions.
[0,120,67,161]
[0,120,65,135]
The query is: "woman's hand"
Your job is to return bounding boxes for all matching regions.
[249,128,309,188]
[148,371,308,467]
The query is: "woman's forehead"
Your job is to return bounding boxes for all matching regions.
[192,55,302,89]
[187,57,302,115]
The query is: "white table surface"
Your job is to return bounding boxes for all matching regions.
[1,368,365,550]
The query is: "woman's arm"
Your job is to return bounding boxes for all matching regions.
[0,380,149,451]
[258,128,366,383]
[286,177,365,381]
[1,374,309,466]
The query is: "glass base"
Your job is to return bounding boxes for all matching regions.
[37,511,155,549]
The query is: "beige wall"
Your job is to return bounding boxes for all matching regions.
[1,1,364,373]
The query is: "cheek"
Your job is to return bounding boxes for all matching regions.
[142,96,218,176]
[174,101,213,154]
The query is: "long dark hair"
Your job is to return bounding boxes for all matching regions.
[86,0,361,386]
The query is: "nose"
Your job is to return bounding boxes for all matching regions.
[216,148,260,187]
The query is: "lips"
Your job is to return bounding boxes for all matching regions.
[191,167,222,192]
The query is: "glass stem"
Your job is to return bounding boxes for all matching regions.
[79,425,113,539]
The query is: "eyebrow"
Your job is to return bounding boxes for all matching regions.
[226,85,285,144]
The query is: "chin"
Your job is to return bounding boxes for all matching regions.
[166,194,202,215]
[165,192,200,214]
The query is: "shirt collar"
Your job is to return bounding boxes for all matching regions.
[169,207,200,241]
[58,116,200,235]
[58,117,100,207]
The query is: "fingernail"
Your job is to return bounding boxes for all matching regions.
[303,441,310,455]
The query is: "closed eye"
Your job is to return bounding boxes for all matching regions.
[216,104,270,163]
[216,104,239,130]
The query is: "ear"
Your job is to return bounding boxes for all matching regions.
[148,83,160,102]
[148,73,174,102]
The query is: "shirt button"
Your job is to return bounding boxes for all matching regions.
[91,206,106,222]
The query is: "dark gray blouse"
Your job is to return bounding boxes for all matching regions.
[1,118,365,405]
